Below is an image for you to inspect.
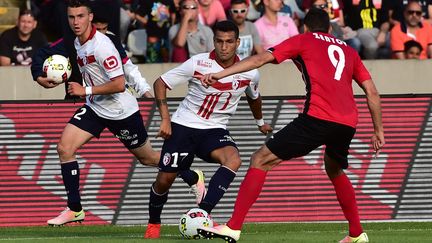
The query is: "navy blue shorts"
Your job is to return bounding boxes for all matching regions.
[159,122,237,172]
[266,114,355,169]
[68,105,148,149]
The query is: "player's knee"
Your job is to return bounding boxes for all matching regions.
[219,157,241,171]
[250,151,266,170]
[138,153,159,167]
[56,142,74,160]
[324,153,343,178]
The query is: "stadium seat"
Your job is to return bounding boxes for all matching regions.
[127,29,147,58]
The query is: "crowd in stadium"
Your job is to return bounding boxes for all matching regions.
[0,0,431,66]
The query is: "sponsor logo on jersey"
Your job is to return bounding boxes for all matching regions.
[103,56,119,70]
[197,60,212,68]
[162,152,171,166]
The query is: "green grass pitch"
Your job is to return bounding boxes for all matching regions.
[0,222,431,242]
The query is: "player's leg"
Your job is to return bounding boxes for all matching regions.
[145,171,178,239]
[193,128,241,214]
[48,105,103,226]
[199,115,321,241]
[129,139,160,166]
[119,112,201,194]
[197,144,281,242]
[145,122,196,238]
[324,124,366,242]
[198,145,240,213]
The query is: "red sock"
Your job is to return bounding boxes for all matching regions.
[331,173,363,237]
[227,168,266,230]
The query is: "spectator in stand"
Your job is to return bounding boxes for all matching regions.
[343,0,391,59]
[390,0,432,59]
[0,9,47,66]
[169,0,214,62]
[230,0,264,59]
[305,0,361,53]
[133,0,177,63]
[404,39,423,59]
[385,0,432,27]
[198,0,227,27]
[254,0,299,50]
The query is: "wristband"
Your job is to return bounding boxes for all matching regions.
[85,86,92,96]
[255,118,265,126]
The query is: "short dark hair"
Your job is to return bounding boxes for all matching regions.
[19,9,35,18]
[230,0,248,5]
[404,40,423,52]
[213,20,239,39]
[67,0,92,12]
[303,8,330,33]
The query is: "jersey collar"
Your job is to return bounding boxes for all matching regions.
[209,50,240,68]
[81,25,97,45]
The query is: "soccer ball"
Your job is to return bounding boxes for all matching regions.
[179,208,213,239]
[43,54,72,83]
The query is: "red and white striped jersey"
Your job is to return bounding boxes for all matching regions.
[74,27,138,120]
[160,51,260,129]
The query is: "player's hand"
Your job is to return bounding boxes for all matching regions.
[371,131,385,158]
[156,118,172,139]
[36,76,61,89]
[194,73,217,88]
[258,123,273,135]
[67,82,85,96]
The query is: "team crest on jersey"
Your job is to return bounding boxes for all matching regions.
[232,75,242,90]
[197,60,212,68]
[162,152,171,166]
[232,79,239,90]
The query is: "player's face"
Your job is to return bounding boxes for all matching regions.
[230,3,248,26]
[17,14,37,36]
[213,30,240,65]
[405,46,421,59]
[68,6,93,39]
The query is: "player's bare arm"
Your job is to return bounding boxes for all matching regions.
[67,75,126,96]
[246,95,273,135]
[154,78,172,139]
[198,51,275,87]
[361,79,385,157]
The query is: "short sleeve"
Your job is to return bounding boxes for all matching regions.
[160,56,195,89]
[269,34,303,63]
[245,70,260,100]
[95,41,124,80]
